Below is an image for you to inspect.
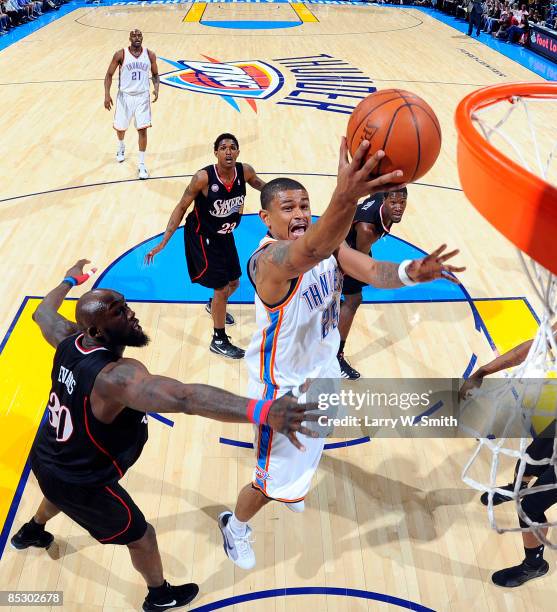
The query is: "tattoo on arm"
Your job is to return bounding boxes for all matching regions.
[103,360,252,422]
[33,283,80,348]
[260,241,292,267]
[372,261,401,288]
[244,165,266,192]
[165,214,180,234]
[249,176,266,191]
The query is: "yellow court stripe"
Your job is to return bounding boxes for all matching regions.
[0,299,76,537]
[290,3,319,22]
[474,299,555,434]
[474,299,539,355]
[183,2,206,23]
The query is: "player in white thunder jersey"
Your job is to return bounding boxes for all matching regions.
[217,138,466,570]
[104,29,159,180]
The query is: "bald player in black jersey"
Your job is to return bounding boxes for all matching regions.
[145,133,266,359]
[10,260,317,612]
[338,188,408,379]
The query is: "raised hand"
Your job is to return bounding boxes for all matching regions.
[65,259,97,285]
[336,137,405,203]
[266,394,320,451]
[406,244,465,285]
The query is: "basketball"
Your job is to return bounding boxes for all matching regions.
[346,89,442,184]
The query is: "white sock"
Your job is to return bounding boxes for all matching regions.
[228,513,248,537]
[118,140,125,152]
[139,151,145,165]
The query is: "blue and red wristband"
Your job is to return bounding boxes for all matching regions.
[62,276,78,287]
[246,400,272,425]
[62,269,97,288]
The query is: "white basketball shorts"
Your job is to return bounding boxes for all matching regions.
[113,91,151,131]
[247,378,330,502]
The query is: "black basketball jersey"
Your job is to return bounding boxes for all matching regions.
[31,333,148,485]
[345,193,391,251]
[188,163,246,236]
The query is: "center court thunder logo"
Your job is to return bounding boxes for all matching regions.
[160,55,284,112]
[160,54,377,114]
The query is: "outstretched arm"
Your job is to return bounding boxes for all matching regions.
[33,260,96,348]
[256,138,404,290]
[243,163,266,192]
[144,170,207,264]
[337,242,465,289]
[94,359,318,450]
[459,322,557,399]
[104,50,123,111]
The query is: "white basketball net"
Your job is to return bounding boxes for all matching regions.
[460,93,557,546]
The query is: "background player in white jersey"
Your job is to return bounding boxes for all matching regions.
[104,29,159,180]
[218,138,465,570]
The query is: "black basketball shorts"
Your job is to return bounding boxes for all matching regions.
[184,218,241,289]
[342,274,367,296]
[521,420,556,478]
[31,460,147,546]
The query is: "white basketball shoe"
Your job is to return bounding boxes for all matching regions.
[138,164,149,180]
[218,511,255,570]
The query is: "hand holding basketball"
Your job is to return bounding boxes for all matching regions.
[336,137,404,203]
[346,89,442,184]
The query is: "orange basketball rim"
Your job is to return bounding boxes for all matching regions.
[455,82,557,276]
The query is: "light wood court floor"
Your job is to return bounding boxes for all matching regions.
[0,3,554,611]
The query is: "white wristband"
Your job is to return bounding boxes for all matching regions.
[398,259,418,286]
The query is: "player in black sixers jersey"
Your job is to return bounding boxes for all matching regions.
[145,133,266,359]
[338,188,408,379]
[10,260,317,612]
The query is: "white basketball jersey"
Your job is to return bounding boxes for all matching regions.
[245,236,343,398]
[119,47,151,95]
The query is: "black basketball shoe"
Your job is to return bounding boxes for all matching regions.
[143,581,199,611]
[11,521,54,550]
[205,299,235,325]
[210,335,245,359]
[338,353,361,380]
[492,560,549,587]
[480,481,527,506]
